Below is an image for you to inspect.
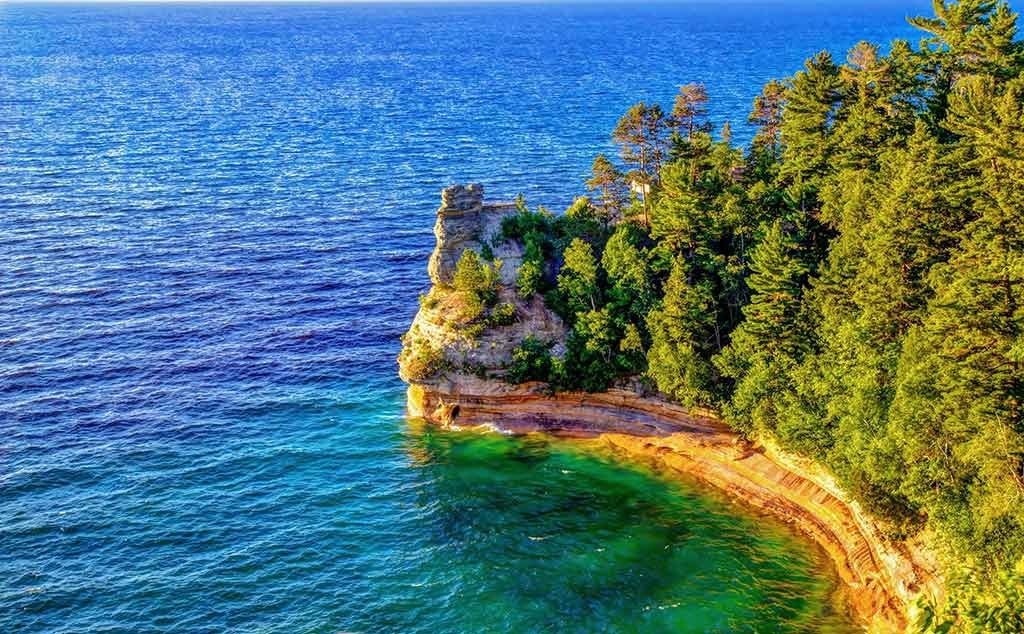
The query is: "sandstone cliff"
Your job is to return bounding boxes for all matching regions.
[398,185,942,633]
[399,184,566,382]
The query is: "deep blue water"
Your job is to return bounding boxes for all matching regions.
[2,2,925,632]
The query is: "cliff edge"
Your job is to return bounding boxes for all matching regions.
[398,185,942,633]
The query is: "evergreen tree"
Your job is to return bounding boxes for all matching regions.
[466,1,1024,608]
[586,154,628,225]
[749,79,787,162]
[669,82,712,141]
[779,51,844,213]
[734,220,808,356]
[619,322,646,373]
[889,74,1024,565]
[452,249,498,320]
[558,238,601,315]
[646,258,717,407]
[601,224,655,325]
[911,0,1023,81]
[715,220,809,431]
[613,102,668,223]
[832,41,919,169]
[649,161,709,262]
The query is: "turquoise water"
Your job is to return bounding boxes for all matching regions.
[0,2,926,631]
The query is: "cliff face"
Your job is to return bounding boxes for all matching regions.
[398,185,942,633]
[399,184,566,382]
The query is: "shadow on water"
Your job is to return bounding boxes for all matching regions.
[400,419,859,634]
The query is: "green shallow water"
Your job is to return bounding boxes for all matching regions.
[403,423,858,633]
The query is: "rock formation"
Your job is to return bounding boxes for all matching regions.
[400,184,565,382]
[427,184,521,286]
[398,185,943,633]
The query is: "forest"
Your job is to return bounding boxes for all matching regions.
[458,1,1024,629]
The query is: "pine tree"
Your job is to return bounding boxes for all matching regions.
[558,238,601,315]
[779,51,844,213]
[452,249,498,320]
[613,102,668,223]
[714,220,809,432]
[889,74,1024,564]
[832,41,919,169]
[736,220,809,356]
[586,154,628,226]
[749,79,786,162]
[911,0,1024,81]
[601,224,655,325]
[645,258,717,407]
[669,82,711,140]
[649,161,708,262]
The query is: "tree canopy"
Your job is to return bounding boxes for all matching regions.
[491,3,1024,627]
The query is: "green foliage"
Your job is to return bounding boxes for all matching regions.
[912,557,1024,634]
[645,258,717,407]
[453,248,484,292]
[669,82,711,140]
[778,50,843,210]
[618,322,646,373]
[452,249,499,321]
[501,204,555,245]
[399,335,448,381]
[602,224,656,325]
[732,220,809,357]
[586,154,628,223]
[500,201,560,299]
[418,291,439,311]
[557,327,618,392]
[507,337,553,384]
[613,102,669,224]
[750,79,786,160]
[558,238,601,315]
[480,3,1024,605]
[486,302,517,328]
[885,77,1024,564]
[516,259,544,298]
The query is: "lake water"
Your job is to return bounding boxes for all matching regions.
[1,2,925,632]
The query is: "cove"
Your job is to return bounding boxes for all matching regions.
[401,420,858,633]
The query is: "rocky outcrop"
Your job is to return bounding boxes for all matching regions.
[399,185,943,633]
[400,184,566,381]
[427,184,521,286]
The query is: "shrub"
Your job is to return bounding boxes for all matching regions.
[419,291,439,310]
[486,302,517,327]
[507,337,553,384]
[500,207,554,245]
[516,259,544,298]
[464,322,485,340]
[400,337,448,381]
[452,249,500,320]
[453,249,487,294]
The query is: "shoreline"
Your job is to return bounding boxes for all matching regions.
[406,375,942,633]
